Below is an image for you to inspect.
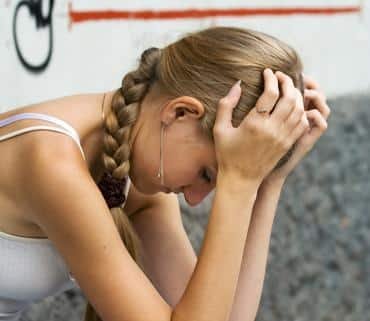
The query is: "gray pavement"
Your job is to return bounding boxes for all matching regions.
[20,93,370,321]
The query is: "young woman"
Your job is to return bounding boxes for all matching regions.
[0,26,330,321]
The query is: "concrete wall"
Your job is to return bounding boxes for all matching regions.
[1,0,369,110]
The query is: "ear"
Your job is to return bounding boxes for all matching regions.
[160,96,205,126]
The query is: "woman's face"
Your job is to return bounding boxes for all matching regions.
[129,95,218,206]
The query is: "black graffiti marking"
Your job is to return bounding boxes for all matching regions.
[12,0,55,73]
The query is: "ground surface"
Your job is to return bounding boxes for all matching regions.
[20,93,370,321]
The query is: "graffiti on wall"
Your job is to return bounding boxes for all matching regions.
[11,1,362,74]
[13,0,55,73]
[68,4,362,24]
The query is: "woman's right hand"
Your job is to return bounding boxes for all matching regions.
[213,68,309,185]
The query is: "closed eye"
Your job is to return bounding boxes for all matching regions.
[202,169,212,183]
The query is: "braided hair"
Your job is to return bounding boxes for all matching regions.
[84,47,161,321]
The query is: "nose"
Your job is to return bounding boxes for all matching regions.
[182,185,213,207]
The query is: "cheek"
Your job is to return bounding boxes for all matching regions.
[129,148,159,194]
[163,154,196,185]
[167,168,196,191]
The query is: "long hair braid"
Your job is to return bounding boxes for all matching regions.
[84,47,161,321]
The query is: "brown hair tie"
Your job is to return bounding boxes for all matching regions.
[97,172,127,209]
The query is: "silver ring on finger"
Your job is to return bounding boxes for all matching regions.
[256,108,269,114]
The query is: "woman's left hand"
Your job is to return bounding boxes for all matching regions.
[264,73,331,183]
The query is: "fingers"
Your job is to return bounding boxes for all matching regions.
[254,68,279,114]
[302,73,320,90]
[304,109,328,142]
[271,71,299,121]
[304,89,331,120]
[288,108,328,162]
[289,112,310,144]
[284,88,305,131]
[214,80,242,132]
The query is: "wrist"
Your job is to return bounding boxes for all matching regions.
[216,172,261,198]
[258,176,285,199]
[261,175,285,189]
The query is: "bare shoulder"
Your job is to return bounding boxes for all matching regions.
[21,131,172,321]
[19,130,90,218]
[24,128,88,169]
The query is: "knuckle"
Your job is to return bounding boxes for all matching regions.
[311,82,320,90]
[305,76,319,88]
[275,134,287,150]
[321,120,328,130]
[218,97,229,107]
[311,109,320,117]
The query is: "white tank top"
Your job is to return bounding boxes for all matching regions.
[0,112,130,320]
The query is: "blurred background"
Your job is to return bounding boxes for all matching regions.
[0,1,369,320]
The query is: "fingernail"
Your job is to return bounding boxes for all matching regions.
[228,80,242,96]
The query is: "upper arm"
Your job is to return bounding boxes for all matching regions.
[130,193,197,308]
[22,137,172,321]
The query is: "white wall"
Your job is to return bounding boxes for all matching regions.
[1,0,369,110]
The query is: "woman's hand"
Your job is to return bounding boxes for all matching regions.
[213,68,309,186]
[264,73,331,183]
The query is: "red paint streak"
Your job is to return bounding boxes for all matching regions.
[68,3,361,25]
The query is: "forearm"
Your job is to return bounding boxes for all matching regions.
[173,176,259,321]
[228,178,285,321]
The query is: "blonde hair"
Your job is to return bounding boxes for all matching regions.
[84,26,303,321]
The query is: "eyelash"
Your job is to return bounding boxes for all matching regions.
[202,170,212,183]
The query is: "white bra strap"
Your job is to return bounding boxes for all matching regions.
[0,126,86,160]
[0,112,80,143]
